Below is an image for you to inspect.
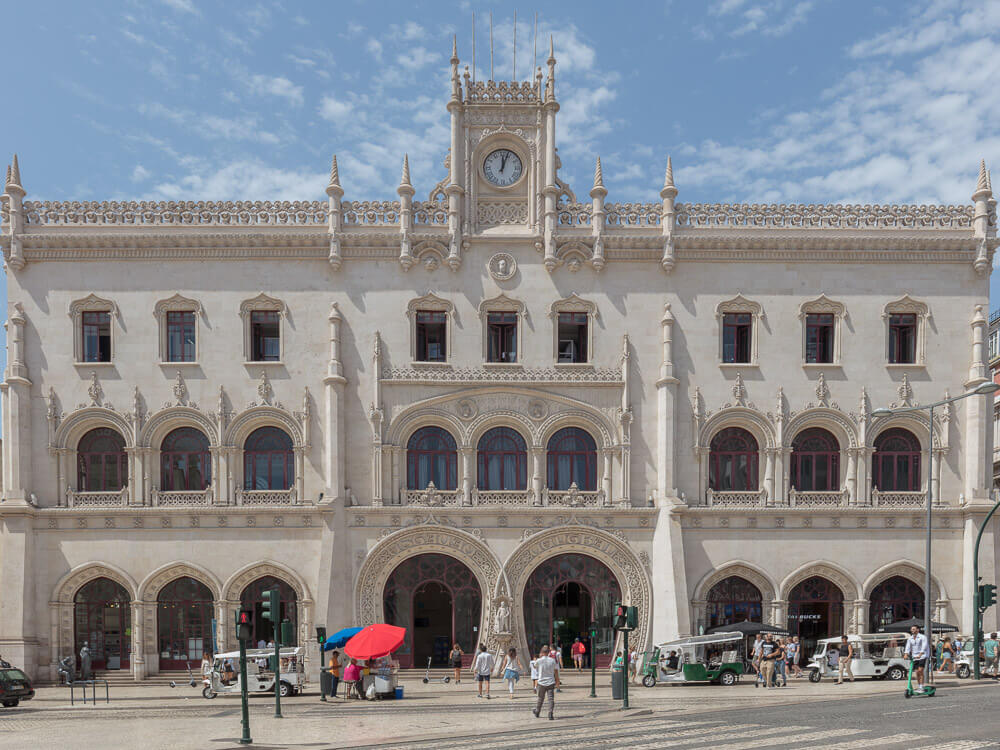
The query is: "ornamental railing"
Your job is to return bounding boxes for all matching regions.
[472,489,532,505]
[236,487,297,505]
[788,488,850,507]
[413,200,449,225]
[557,203,593,226]
[152,488,212,506]
[871,489,926,507]
[404,483,460,507]
[341,200,400,225]
[604,202,662,227]
[66,486,128,507]
[704,488,767,507]
[674,203,974,229]
[544,484,605,507]
[465,79,541,103]
[23,200,328,225]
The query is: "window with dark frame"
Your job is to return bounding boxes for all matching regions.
[888,313,917,364]
[166,311,197,362]
[82,311,112,363]
[805,313,835,363]
[872,428,921,492]
[415,310,447,362]
[708,427,759,492]
[722,312,752,363]
[486,311,518,363]
[790,427,840,492]
[557,312,588,363]
[250,310,281,362]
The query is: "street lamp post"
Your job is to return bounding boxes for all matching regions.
[872,381,1000,684]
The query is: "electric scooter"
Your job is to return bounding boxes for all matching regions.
[422,657,451,684]
[903,657,936,698]
[169,661,198,689]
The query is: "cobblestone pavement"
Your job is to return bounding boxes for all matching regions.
[2,671,996,749]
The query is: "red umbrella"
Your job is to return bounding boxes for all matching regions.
[344,624,407,660]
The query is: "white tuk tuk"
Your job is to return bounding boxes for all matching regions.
[807,634,909,682]
[202,647,307,699]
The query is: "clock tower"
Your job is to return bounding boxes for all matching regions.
[439,36,563,268]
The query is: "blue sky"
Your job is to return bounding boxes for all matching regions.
[2,0,1000,374]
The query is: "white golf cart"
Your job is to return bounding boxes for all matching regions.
[202,647,306,699]
[642,632,745,687]
[807,634,909,682]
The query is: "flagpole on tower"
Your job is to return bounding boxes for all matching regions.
[489,11,494,81]
[513,9,517,81]
[533,12,538,74]
[472,11,476,84]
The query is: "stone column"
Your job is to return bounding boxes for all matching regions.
[656,304,679,500]
[324,303,347,504]
[2,304,32,503]
[965,305,990,500]
[602,450,613,505]
[846,448,857,505]
[770,599,788,628]
[460,448,474,505]
[764,449,775,505]
[530,447,543,505]
[854,599,869,635]
[131,600,146,680]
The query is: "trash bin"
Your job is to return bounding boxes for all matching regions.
[611,669,624,700]
[319,667,331,697]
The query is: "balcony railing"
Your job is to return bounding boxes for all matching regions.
[66,486,128,507]
[545,484,605,507]
[871,489,926,507]
[152,488,212,506]
[236,487,298,505]
[470,489,533,505]
[404,483,460,507]
[788,488,850,507]
[705,488,767,507]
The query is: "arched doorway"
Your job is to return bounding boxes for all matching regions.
[383,553,481,668]
[523,554,621,668]
[157,577,214,670]
[74,578,131,671]
[787,576,844,656]
[706,576,763,629]
[869,576,924,631]
[241,576,298,647]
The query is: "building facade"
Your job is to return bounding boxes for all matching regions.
[1,43,998,680]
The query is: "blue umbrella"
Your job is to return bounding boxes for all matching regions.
[324,627,363,650]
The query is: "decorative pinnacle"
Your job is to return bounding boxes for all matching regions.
[326,154,343,197]
[974,158,991,199]
[594,157,604,187]
[451,34,458,64]
[6,154,23,195]
[4,164,9,189]
[660,155,678,199]
[548,35,555,65]
[400,154,411,186]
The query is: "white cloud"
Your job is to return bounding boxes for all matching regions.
[318,95,355,125]
[709,0,816,38]
[347,22,365,36]
[367,38,384,61]
[146,159,328,201]
[138,102,283,145]
[249,74,304,106]
[160,0,198,14]
[395,47,440,70]
[131,164,151,182]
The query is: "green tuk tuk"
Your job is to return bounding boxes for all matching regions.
[642,632,745,687]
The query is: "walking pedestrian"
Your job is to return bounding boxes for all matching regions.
[904,625,929,693]
[449,643,464,684]
[530,649,541,693]
[628,646,639,684]
[758,634,779,689]
[940,637,955,674]
[786,637,800,678]
[531,645,560,721]
[499,647,524,699]
[751,634,764,687]
[472,643,495,699]
[985,633,1000,678]
[327,649,341,698]
[571,638,586,672]
[836,636,854,684]
[774,638,787,686]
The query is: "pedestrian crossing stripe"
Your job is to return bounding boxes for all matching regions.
[624,727,860,750]
[620,725,820,750]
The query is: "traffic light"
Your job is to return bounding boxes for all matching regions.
[980,583,997,610]
[280,619,294,646]
[236,610,253,642]
[316,626,327,646]
[262,588,279,622]
[612,604,638,631]
[613,603,626,630]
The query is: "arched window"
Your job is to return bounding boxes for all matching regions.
[873,428,921,492]
[706,575,763,629]
[546,427,597,491]
[869,576,924,631]
[709,427,759,491]
[241,576,298,646]
[791,427,839,492]
[75,577,131,670]
[77,428,128,491]
[160,427,211,491]
[407,427,458,490]
[477,427,527,491]
[243,427,294,490]
[156,577,214,670]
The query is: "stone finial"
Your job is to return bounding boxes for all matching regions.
[326,154,343,197]
[4,164,10,189]
[451,34,458,64]
[548,35,555,65]
[6,154,23,195]
[974,159,991,200]
[400,154,412,187]
[329,301,342,321]
[660,156,677,199]
[593,157,604,188]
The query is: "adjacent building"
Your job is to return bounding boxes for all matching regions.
[1,41,997,681]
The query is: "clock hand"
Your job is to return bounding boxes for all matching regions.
[500,153,508,172]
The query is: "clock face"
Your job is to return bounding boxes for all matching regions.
[483,149,523,187]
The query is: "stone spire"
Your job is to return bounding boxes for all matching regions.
[545,35,556,102]
[3,164,10,190]
[397,154,414,197]
[6,154,23,195]
[973,159,991,200]
[326,154,343,198]
[590,157,607,199]
[660,155,677,199]
[451,34,458,65]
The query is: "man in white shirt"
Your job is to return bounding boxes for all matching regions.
[472,643,495,699]
[531,645,561,720]
[904,625,929,693]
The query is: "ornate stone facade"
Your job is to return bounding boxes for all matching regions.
[0,42,997,682]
